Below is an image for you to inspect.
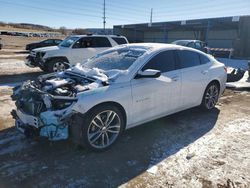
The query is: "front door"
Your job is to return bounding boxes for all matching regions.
[130,50,181,125]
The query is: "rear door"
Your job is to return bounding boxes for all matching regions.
[92,37,112,54]
[177,50,210,108]
[130,50,182,124]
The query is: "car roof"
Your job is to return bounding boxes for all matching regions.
[112,43,208,56]
[118,43,190,50]
[173,40,203,43]
[69,34,126,38]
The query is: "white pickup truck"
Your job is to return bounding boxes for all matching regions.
[26,34,128,72]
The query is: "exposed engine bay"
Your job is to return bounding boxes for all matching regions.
[11,70,108,141]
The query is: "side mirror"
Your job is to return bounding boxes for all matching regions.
[135,69,161,79]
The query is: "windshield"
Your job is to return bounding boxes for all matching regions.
[83,47,146,71]
[172,40,189,46]
[59,36,79,47]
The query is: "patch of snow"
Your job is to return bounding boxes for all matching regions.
[0,54,28,58]
[226,71,250,89]
[147,165,158,174]
[144,118,250,187]
[69,63,108,82]
[0,82,21,88]
[0,59,26,69]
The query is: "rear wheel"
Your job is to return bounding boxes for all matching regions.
[71,105,125,151]
[47,58,69,73]
[201,83,219,110]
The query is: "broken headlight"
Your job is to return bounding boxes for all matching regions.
[51,96,78,110]
[52,100,74,110]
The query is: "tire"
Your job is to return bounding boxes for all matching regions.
[47,58,69,73]
[201,82,220,110]
[39,66,48,72]
[71,104,125,152]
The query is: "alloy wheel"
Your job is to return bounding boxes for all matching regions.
[87,110,121,149]
[53,62,66,72]
[205,85,219,109]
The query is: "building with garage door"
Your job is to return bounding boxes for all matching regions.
[113,15,250,58]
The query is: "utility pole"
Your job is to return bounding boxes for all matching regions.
[150,8,153,25]
[103,0,106,34]
[148,8,153,27]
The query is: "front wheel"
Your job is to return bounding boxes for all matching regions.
[201,83,220,110]
[71,105,125,151]
[47,59,69,73]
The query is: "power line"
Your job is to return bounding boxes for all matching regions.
[0,1,101,18]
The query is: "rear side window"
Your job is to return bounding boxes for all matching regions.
[92,37,112,47]
[199,54,210,64]
[111,37,128,45]
[72,37,111,48]
[177,50,201,68]
[142,50,176,73]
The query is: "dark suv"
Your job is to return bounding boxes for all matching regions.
[172,40,209,53]
[26,39,63,51]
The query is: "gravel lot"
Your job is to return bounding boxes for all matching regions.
[0,41,250,187]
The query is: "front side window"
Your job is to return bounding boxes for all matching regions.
[60,36,79,47]
[187,42,195,48]
[72,37,93,48]
[43,39,53,44]
[195,42,202,49]
[142,50,176,73]
[177,50,201,68]
[83,47,146,71]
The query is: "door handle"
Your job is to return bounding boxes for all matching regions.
[171,76,179,81]
[201,70,208,75]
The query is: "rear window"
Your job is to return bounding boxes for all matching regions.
[111,37,128,45]
[199,54,210,64]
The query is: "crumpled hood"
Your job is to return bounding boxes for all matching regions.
[33,45,60,52]
[67,63,109,82]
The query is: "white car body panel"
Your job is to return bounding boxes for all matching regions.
[14,43,227,146]
[71,43,227,130]
[30,35,128,66]
[70,47,109,65]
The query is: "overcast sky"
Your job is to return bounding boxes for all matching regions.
[0,0,249,29]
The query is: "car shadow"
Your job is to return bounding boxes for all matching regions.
[14,51,29,54]
[0,71,44,84]
[0,107,220,187]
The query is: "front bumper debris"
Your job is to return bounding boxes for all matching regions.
[11,108,72,141]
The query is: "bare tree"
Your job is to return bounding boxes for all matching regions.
[72,28,88,35]
[59,26,67,35]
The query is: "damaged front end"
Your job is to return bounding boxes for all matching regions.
[11,70,105,141]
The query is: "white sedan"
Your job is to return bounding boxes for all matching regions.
[12,43,227,151]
